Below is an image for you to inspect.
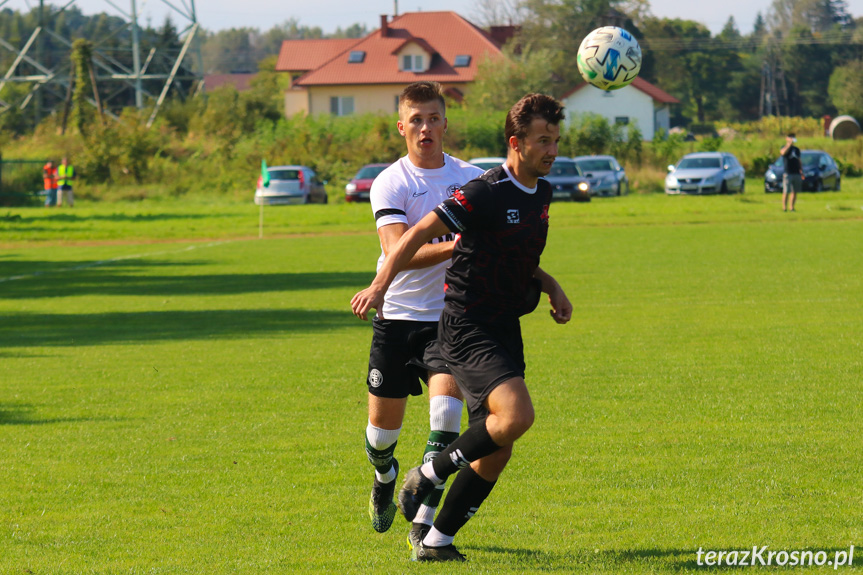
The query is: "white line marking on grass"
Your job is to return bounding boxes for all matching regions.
[0,241,231,283]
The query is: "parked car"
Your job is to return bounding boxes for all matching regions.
[345,163,390,202]
[573,155,629,196]
[665,152,746,195]
[764,150,841,192]
[469,157,506,172]
[255,165,328,205]
[545,158,591,202]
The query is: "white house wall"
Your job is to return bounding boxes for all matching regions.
[563,85,658,141]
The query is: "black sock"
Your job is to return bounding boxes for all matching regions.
[431,419,500,481]
[433,465,496,537]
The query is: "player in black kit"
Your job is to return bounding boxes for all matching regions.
[351,93,573,562]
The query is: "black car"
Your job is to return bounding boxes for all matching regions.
[545,158,591,202]
[764,150,841,193]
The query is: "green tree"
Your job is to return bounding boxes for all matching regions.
[70,38,97,135]
[828,59,863,118]
[780,25,835,116]
[464,44,556,111]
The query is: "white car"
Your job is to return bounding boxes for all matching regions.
[254,165,328,205]
[665,152,745,195]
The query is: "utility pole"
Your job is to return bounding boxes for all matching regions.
[131,0,143,109]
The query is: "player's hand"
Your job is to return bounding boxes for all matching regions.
[548,289,572,324]
[351,286,385,321]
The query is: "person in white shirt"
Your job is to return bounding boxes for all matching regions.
[363,81,483,549]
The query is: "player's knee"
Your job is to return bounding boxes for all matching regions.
[495,406,534,443]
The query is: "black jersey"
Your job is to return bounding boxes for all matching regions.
[433,164,551,324]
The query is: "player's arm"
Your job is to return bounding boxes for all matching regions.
[352,212,452,320]
[378,223,454,270]
[534,266,572,325]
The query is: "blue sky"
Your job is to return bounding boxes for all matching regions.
[8,0,863,35]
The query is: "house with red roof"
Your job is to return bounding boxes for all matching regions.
[562,77,679,141]
[277,12,507,117]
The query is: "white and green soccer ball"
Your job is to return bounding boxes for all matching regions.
[577,26,642,91]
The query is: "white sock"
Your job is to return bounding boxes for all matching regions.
[414,504,435,525]
[429,395,463,433]
[366,421,401,449]
[423,526,454,547]
[420,461,443,485]
[366,421,401,483]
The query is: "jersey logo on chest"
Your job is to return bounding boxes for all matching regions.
[506,209,520,224]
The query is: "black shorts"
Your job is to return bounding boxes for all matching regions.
[366,317,449,399]
[438,311,525,425]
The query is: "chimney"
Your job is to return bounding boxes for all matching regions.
[394,0,398,16]
[380,14,388,37]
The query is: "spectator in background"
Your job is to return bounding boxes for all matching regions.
[780,133,803,212]
[57,156,76,207]
[43,160,57,207]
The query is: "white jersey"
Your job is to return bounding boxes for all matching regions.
[371,153,483,321]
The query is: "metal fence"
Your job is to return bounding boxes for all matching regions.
[0,154,46,206]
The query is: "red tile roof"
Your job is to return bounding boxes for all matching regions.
[204,73,256,92]
[276,38,362,72]
[563,76,679,104]
[296,11,503,87]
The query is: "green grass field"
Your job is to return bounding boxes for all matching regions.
[2,184,863,573]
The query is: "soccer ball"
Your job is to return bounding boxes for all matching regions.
[577,26,642,91]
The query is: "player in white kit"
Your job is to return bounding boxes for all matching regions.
[363,82,483,548]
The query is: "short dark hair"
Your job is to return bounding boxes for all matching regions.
[787,132,796,138]
[399,81,445,118]
[505,93,565,141]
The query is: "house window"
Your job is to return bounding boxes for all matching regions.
[402,54,424,72]
[615,116,630,125]
[330,96,355,116]
[454,55,471,67]
[348,51,365,63]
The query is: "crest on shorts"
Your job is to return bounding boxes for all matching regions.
[368,369,383,388]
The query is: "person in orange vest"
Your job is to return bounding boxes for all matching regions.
[57,156,75,207]
[43,160,58,207]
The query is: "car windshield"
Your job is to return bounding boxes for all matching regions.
[577,159,615,171]
[549,162,580,176]
[773,153,824,168]
[269,169,300,180]
[356,165,387,179]
[678,157,721,169]
[801,154,823,167]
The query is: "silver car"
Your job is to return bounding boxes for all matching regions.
[254,165,328,205]
[665,152,745,195]
[573,155,629,196]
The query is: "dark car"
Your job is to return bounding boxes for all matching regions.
[545,158,591,202]
[345,163,390,202]
[764,150,841,192]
